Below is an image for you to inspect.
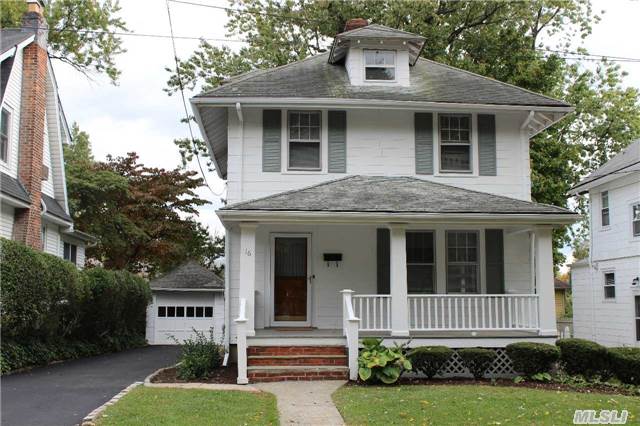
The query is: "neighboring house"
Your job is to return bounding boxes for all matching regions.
[146,261,224,345]
[554,278,570,319]
[192,20,579,384]
[569,140,640,347]
[0,0,92,267]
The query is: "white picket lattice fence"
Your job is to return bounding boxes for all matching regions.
[432,348,516,378]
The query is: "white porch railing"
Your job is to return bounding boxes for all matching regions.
[408,294,539,331]
[352,295,392,331]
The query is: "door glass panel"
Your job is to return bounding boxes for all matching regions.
[274,237,308,322]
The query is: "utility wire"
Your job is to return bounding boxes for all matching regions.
[165,0,224,198]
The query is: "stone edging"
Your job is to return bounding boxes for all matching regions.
[81,381,142,425]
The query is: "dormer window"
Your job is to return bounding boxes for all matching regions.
[364,49,395,81]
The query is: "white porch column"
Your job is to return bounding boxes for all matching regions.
[239,222,257,335]
[389,224,410,336]
[534,227,557,336]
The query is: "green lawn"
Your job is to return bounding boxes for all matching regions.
[96,387,278,426]
[333,384,640,425]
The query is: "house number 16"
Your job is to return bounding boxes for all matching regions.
[244,248,253,256]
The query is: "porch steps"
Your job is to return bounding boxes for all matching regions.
[247,345,349,382]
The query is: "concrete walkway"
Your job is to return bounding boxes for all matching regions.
[255,381,346,425]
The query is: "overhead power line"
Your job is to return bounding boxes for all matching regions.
[165,0,224,198]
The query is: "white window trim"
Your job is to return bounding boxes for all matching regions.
[445,230,481,294]
[434,113,479,177]
[406,230,436,294]
[600,191,611,229]
[603,269,616,301]
[363,49,397,83]
[283,109,325,173]
[0,107,12,165]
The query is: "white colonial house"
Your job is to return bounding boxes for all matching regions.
[192,21,578,383]
[569,140,640,347]
[0,1,93,266]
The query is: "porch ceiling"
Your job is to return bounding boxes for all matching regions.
[218,176,579,225]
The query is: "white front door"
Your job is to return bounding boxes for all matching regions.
[270,234,312,327]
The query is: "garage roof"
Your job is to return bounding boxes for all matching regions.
[150,261,223,291]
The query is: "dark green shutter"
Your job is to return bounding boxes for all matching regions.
[328,110,347,173]
[415,112,433,174]
[485,229,504,294]
[478,114,497,176]
[262,109,281,172]
[377,228,390,294]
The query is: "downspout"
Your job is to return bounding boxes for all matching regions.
[222,224,231,364]
[587,194,596,339]
[521,111,536,200]
[236,102,244,202]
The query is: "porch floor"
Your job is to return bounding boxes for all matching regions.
[252,328,542,339]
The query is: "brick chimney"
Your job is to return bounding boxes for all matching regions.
[343,18,368,32]
[13,0,48,250]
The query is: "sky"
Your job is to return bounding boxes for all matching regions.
[53,0,640,247]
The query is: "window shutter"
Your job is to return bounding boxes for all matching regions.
[478,114,497,176]
[485,229,504,294]
[262,109,281,172]
[328,110,347,173]
[377,228,390,294]
[415,112,433,174]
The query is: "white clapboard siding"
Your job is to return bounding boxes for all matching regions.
[0,204,14,239]
[41,110,55,197]
[0,49,23,177]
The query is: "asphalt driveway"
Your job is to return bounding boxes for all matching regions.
[1,345,180,426]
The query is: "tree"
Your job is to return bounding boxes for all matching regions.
[64,124,224,276]
[2,0,127,83]
[166,0,640,266]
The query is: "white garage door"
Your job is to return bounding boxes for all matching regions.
[148,292,221,345]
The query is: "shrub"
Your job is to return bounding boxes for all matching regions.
[458,348,496,379]
[506,342,560,377]
[556,338,609,378]
[175,329,224,380]
[609,347,640,385]
[409,346,453,379]
[358,338,412,384]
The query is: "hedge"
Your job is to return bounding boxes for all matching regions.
[409,346,454,379]
[458,348,496,379]
[506,342,560,377]
[608,347,640,385]
[0,239,151,373]
[556,338,609,378]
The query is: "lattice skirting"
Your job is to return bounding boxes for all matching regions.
[428,348,516,379]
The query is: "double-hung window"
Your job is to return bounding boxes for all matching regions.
[446,231,479,293]
[601,191,610,227]
[632,203,640,237]
[364,49,396,81]
[604,272,615,299]
[63,242,77,264]
[0,108,9,163]
[288,111,321,170]
[406,231,435,294]
[439,114,472,173]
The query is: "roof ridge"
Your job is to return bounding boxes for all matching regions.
[337,23,425,39]
[222,175,360,210]
[200,53,328,96]
[417,57,570,108]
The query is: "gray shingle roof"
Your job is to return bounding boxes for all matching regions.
[570,139,640,194]
[1,172,30,204]
[42,194,72,222]
[198,52,568,108]
[1,29,34,56]
[222,175,575,215]
[150,260,224,290]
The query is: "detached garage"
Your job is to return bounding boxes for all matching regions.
[146,261,224,345]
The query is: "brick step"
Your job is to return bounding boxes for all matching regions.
[247,366,349,382]
[248,354,347,367]
[247,345,346,356]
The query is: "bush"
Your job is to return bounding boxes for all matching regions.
[175,329,224,380]
[0,238,151,374]
[609,347,640,385]
[556,338,609,378]
[409,346,453,379]
[506,342,560,377]
[358,338,412,384]
[458,348,496,379]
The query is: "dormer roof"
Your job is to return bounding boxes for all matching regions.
[328,24,426,66]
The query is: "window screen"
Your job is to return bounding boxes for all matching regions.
[406,231,435,294]
[446,231,479,293]
[288,111,321,170]
[440,115,471,172]
[604,272,615,299]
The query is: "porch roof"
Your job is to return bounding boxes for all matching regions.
[219,176,578,224]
